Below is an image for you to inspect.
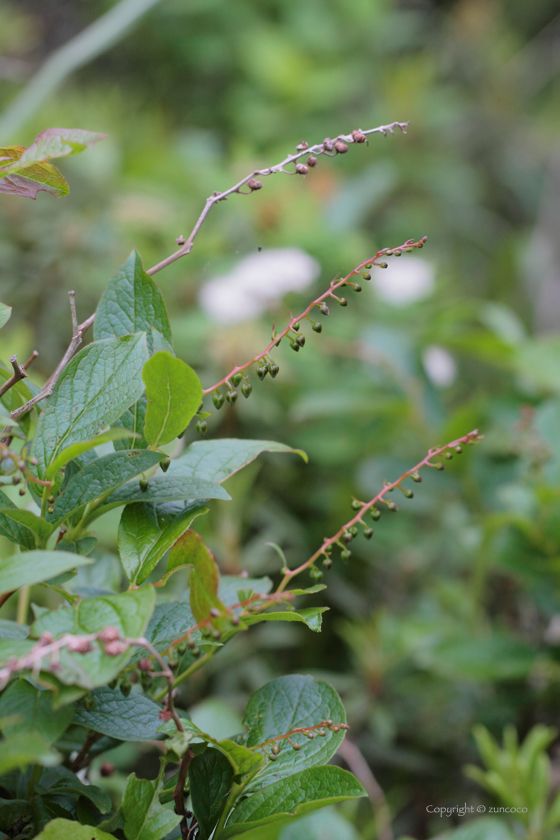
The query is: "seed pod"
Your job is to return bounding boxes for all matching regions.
[342,531,353,545]
[311,321,322,333]
[176,641,187,655]
[323,138,334,151]
[190,645,201,658]
[335,140,348,153]
[83,694,95,711]
[403,488,414,499]
[352,129,367,143]
[210,607,221,617]
[120,679,132,697]
[100,763,114,777]
[108,678,118,690]
[349,526,359,537]
[48,494,55,504]
[378,262,388,269]
[292,742,301,750]
[269,752,278,761]
[445,451,453,460]
[138,658,152,672]
[387,501,398,511]
[307,155,317,167]
[18,487,26,496]
[12,475,20,485]
[271,743,281,755]
[341,549,351,560]
[411,471,422,482]
[364,263,373,269]
[247,178,262,190]
[196,420,208,435]
[305,732,315,739]
[269,364,280,378]
[141,673,153,690]
[352,500,362,510]
[296,334,306,347]
[296,140,309,150]
[370,508,381,520]
[393,250,402,256]
[48,504,54,514]
[436,463,445,471]
[241,381,252,398]
[364,527,373,539]
[160,456,171,473]
[226,391,238,406]
[290,340,300,352]
[455,445,463,454]
[319,302,330,316]
[310,566,323,582]
[338,297,348,307]
[231,372,243,386]
[213,391,225,410]
[323,557,332,569]
[362,273,371,281]
[295,163,308,175]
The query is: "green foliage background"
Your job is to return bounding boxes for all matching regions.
[2,0,560,837]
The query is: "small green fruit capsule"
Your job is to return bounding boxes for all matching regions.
[83,694,95,711]
[411,471,422,482]
[455,445,463,454]
[226,390,238,406]
[362,273,371,281]
[141,673,153,690]
[378,262,388,269]
[196,420,208,435]
[310,566,323,582]
[349,526,359,537]
[139,478,149,492]
[364,263,373,269]
[290,341,300,352]
[341,549,352,560]
[292,742,301,750]
[312,322,322,333]
[213,391,225,410]
[231,372,243,386]
[292,322,300,331]
[338,297,348,307]
[445,451,453,460]
[352,283,362,292]
[270,364,280,378]
[271,743,281,755]
[296,334,305,347]
[351,500,362,510]
[342,531,353,545]
[319,302,330,316]
[269,752,278,761]
[241,381,252,398]
[177,640,188,654]
[364,527,373,539]
[160,456,171,473]
[109,679,118,690]
[385,250,394,256]
[197,401,204,412]
[370,508,381,520]
[120,679,132,697]
[403,488,414,499]
[436,462,444,471]
[388,501,398,511]
[257,366,268,379]
[48,494,55,504]
[323,557,332,569]
[190,645,201,657]
[394,250,402,256]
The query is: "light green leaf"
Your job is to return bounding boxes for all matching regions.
[0,144,69,199]
[34,818,116,840]
[0,638,34,667]
[221,766,366,839]
[143,351,202,448]
[51,449,164,524]
[244,675,346,786]
[219,576,273,607]
[242,608,328,633]
[0,619,28,639]
[140,601,204,651]
[73,685,163,741]
[0,549,93,596]
[104,473,230,508]
[32,333,149,479]
[94,250,173,356]
[189,748,235,840]
[168,530,226,625]
[46,426,139,480]
[2,128,106,172]
[280,806,361,840]
[440,818,519,840]
[118,500,209,584]
[0,679,74,744]
[0,303,11,329]
[30,586,155,689]
[0,508,54,548]
[171,439,308,484]
[0,491,50,549]
[122,772,182,840]
[0,731,60,775]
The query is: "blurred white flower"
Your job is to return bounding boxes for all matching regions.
[422,345,457,388]
[373,256,435,306]
[199,248,320,324]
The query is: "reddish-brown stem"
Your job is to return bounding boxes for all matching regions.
[0,355,27,399]
[203,237,427,395]
[174,748,195,840]
[251,720,350,755]
[146,122,408,276]
[275,429,483,592]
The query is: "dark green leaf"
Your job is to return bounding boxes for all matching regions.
[143,351,202,448]
[241,608,328,633]
[45,426,138,480]
[0,798,32,833]
[32,334,149,478]
[0,303,11,329]
[73,686,164,741]
[0,508,54,547]
[122,773,182,840]
[189,748,234,840]
[222,766,366,839]
[0,489,39,549]
[0,731,60,774]
[51,449,164,524]
[104,473,230,508]
[0,549,93,597]
[0,679,74,744]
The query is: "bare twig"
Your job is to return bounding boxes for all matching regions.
[338,739,393,840]
[146,122,408,276]
[69,730,103,772]
[11,299,95,420]
[174,748,195,840]
[0,355,28,399]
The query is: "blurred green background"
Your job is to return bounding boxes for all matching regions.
[2,0,560,837]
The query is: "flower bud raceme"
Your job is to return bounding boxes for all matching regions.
[247,179,262,191]
[295,163,308,175]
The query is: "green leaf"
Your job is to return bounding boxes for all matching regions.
[0,679,74,744]
[34,818,116,840]
[45,426,139,480]
[51,449,164,524]
[0,144,69,199]
[32,334,149,479]
[94,250,173,356]
[0,303,11,329]
[104,473,230,508]
[73,686,164,741]
[219,576,273,607]
[122,772,182,840]
[189,748,235,840]
[139,600,214,653]
[2,128,106,171]
[279,806,361,840]
[0,508,55,547]
[0,731,60,774]
[0,638,34,667]
[118,500,209,584]
[170,438,308,484]
[242,608,328,633]
[0,799,33,833]
[244,676,346,786]
[0,619,28,639]
[30,586,155,689]
[0,491,47,550]
[0,549,93,596]
[113,397,149,451]
[168,530,226,624]
[42,765,111,814]
[143,351,202,448]
[439,818,519,840]
[221,766,366,839]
